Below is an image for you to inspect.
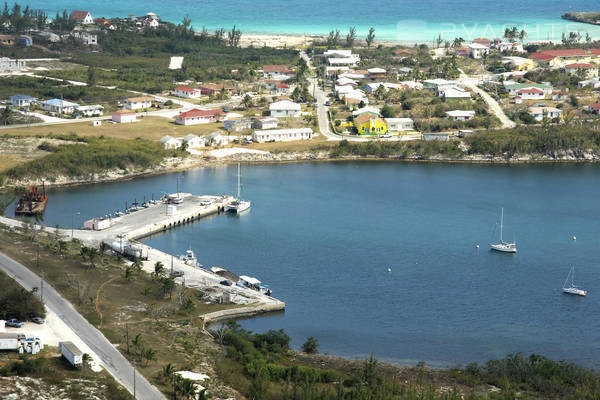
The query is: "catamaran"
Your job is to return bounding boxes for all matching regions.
[562,266,586,296]
[489,208,517,253]
[227,163,251,213]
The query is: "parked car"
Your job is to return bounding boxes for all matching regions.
[31,317,45,325]
[325,101,331,106]
[220,280,232,286]
[6,319,24,328]
[170,270,184,278]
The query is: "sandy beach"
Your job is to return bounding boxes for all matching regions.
[239,33,325,48]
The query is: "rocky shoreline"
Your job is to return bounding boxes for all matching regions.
[561,11,600,26]
[3,148,600,190]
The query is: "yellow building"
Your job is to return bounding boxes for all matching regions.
[354,113,387,135]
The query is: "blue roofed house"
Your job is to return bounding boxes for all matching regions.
[10,94,36,107]
[40,99,80,114]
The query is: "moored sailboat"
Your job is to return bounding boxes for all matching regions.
[489,208,517,253]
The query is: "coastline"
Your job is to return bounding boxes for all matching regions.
[3,148,600,191]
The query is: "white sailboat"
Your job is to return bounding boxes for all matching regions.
[562,267,586,296]
[227,163,251,214]
[489,208,517,253]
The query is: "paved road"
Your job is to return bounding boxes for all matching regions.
[0,250,166,400]
[459,69,516,129]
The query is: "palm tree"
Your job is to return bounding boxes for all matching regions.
[154,261,165,278]
[132,257,143,273]
[99,242,110,264]
[452,37,464,49]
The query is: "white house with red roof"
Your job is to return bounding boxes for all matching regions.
[277,83,290,94]
[585,103,600,115]
[174,86,201,99]
[69,10,93,24]
[175,109,224,125]
[263,65,294,80]
[564,63,599,78]
[517,87,545,100]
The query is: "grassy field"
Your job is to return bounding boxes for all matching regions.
[0,225,242,397]
[0,117,226,140]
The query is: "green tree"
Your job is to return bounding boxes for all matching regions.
[153,261,165,278]
[87,66,96,86]
[366,27,376,49]
[381,104,396,118]
[1,105,11,126]
[302,336,319,354]
[346,26,356,48]
[242,94,253,109]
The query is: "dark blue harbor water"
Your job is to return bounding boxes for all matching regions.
[8,162,600,367]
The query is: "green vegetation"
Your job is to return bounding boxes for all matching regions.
[466,125,600,157]
[0,269,45,320]
[0,135,174,184]
[329,139,465,158]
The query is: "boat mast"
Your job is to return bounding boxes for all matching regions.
[237,163,241,199]
[500,208,504,243]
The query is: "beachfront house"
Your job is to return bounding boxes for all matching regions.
[70,10,94,24]
[182,134,205,149]
[40,99,79,114]
[252,128,313,143]
[252,117,278,130]
[123,96,153,110]
[269,100,301,118]
[174,86,201,98]
[445,110,475,121]
[517,87,545,100]
[385,118,414,132]
[224,118,252,132]
[206,131,228,146]
[75,104,104,117]
[529,106,562,121]
[111,109,137,123]
[10,94,36,107]
[176,109,224,125]
[263,65,294,80]
[159,135,182,149]
[564,63,599,78]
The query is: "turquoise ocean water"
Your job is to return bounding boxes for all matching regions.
[19,0,600,42]
[10,162,600,367]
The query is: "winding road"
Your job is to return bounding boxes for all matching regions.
[0,250,166,400]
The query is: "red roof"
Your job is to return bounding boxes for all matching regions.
[530,48,600,61]
[277,83,289,88]
[178,109,223,119]
[518,88,544,94]
[70,10,90,21]
[175,86,197,93]
[589,103,600,111]
[565,63,595,69]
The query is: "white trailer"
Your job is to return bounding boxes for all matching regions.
[59,341,83,367]
[110,240,148,260]
[0,333,42,354]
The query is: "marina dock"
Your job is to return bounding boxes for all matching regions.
[0,193,286,319]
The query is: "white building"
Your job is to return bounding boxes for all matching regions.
[40,99,79,114]
[159,135,182,149]
[182,134,205,149]
[0,57,25,71]
[324,50,360,66]
[336,77,357,86]
[468,42,489,59]
[385,118,414,131]
[517,87,545,100]
[174,86,201,98]
[206,131,228,146]
[123,96,153,110]
[352,106,380,116]
[364,82,402,94]
[75,104,103,117]
[73,32,97,45]
[252,128,313,143]
[441,86,471,100]
[252,117,278,130]
[111,110,137,123]
[578,78,600,89]
[529,106,562,121]
[70,10,94,24]
[445,110,475,120]
[269,100,301,118]
[10,94,36,107]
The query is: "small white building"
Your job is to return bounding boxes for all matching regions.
[517,87,545,100]
[578,78,600,89]
[206,131,228,146]
[40,99,79,114]
[385,118,414,131]
[75,104,103,117]
[445,110,475,120]
[73,32,97,45]
[336,77,357,86]
[70,10,94,24]
[364,82,402,94]
[112,110,137,123]
[529,106,562,121]
[269,100,301,118]
[468,42,489,59]
[252,117,278,130]
[441,86,471,100]
[159,135,182,149]
[174,86,201,98]
[0,57,25,71]
[252,128,313,143]
[182,134,205,149]
[123,96,153,110]
[10,94,36,107]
